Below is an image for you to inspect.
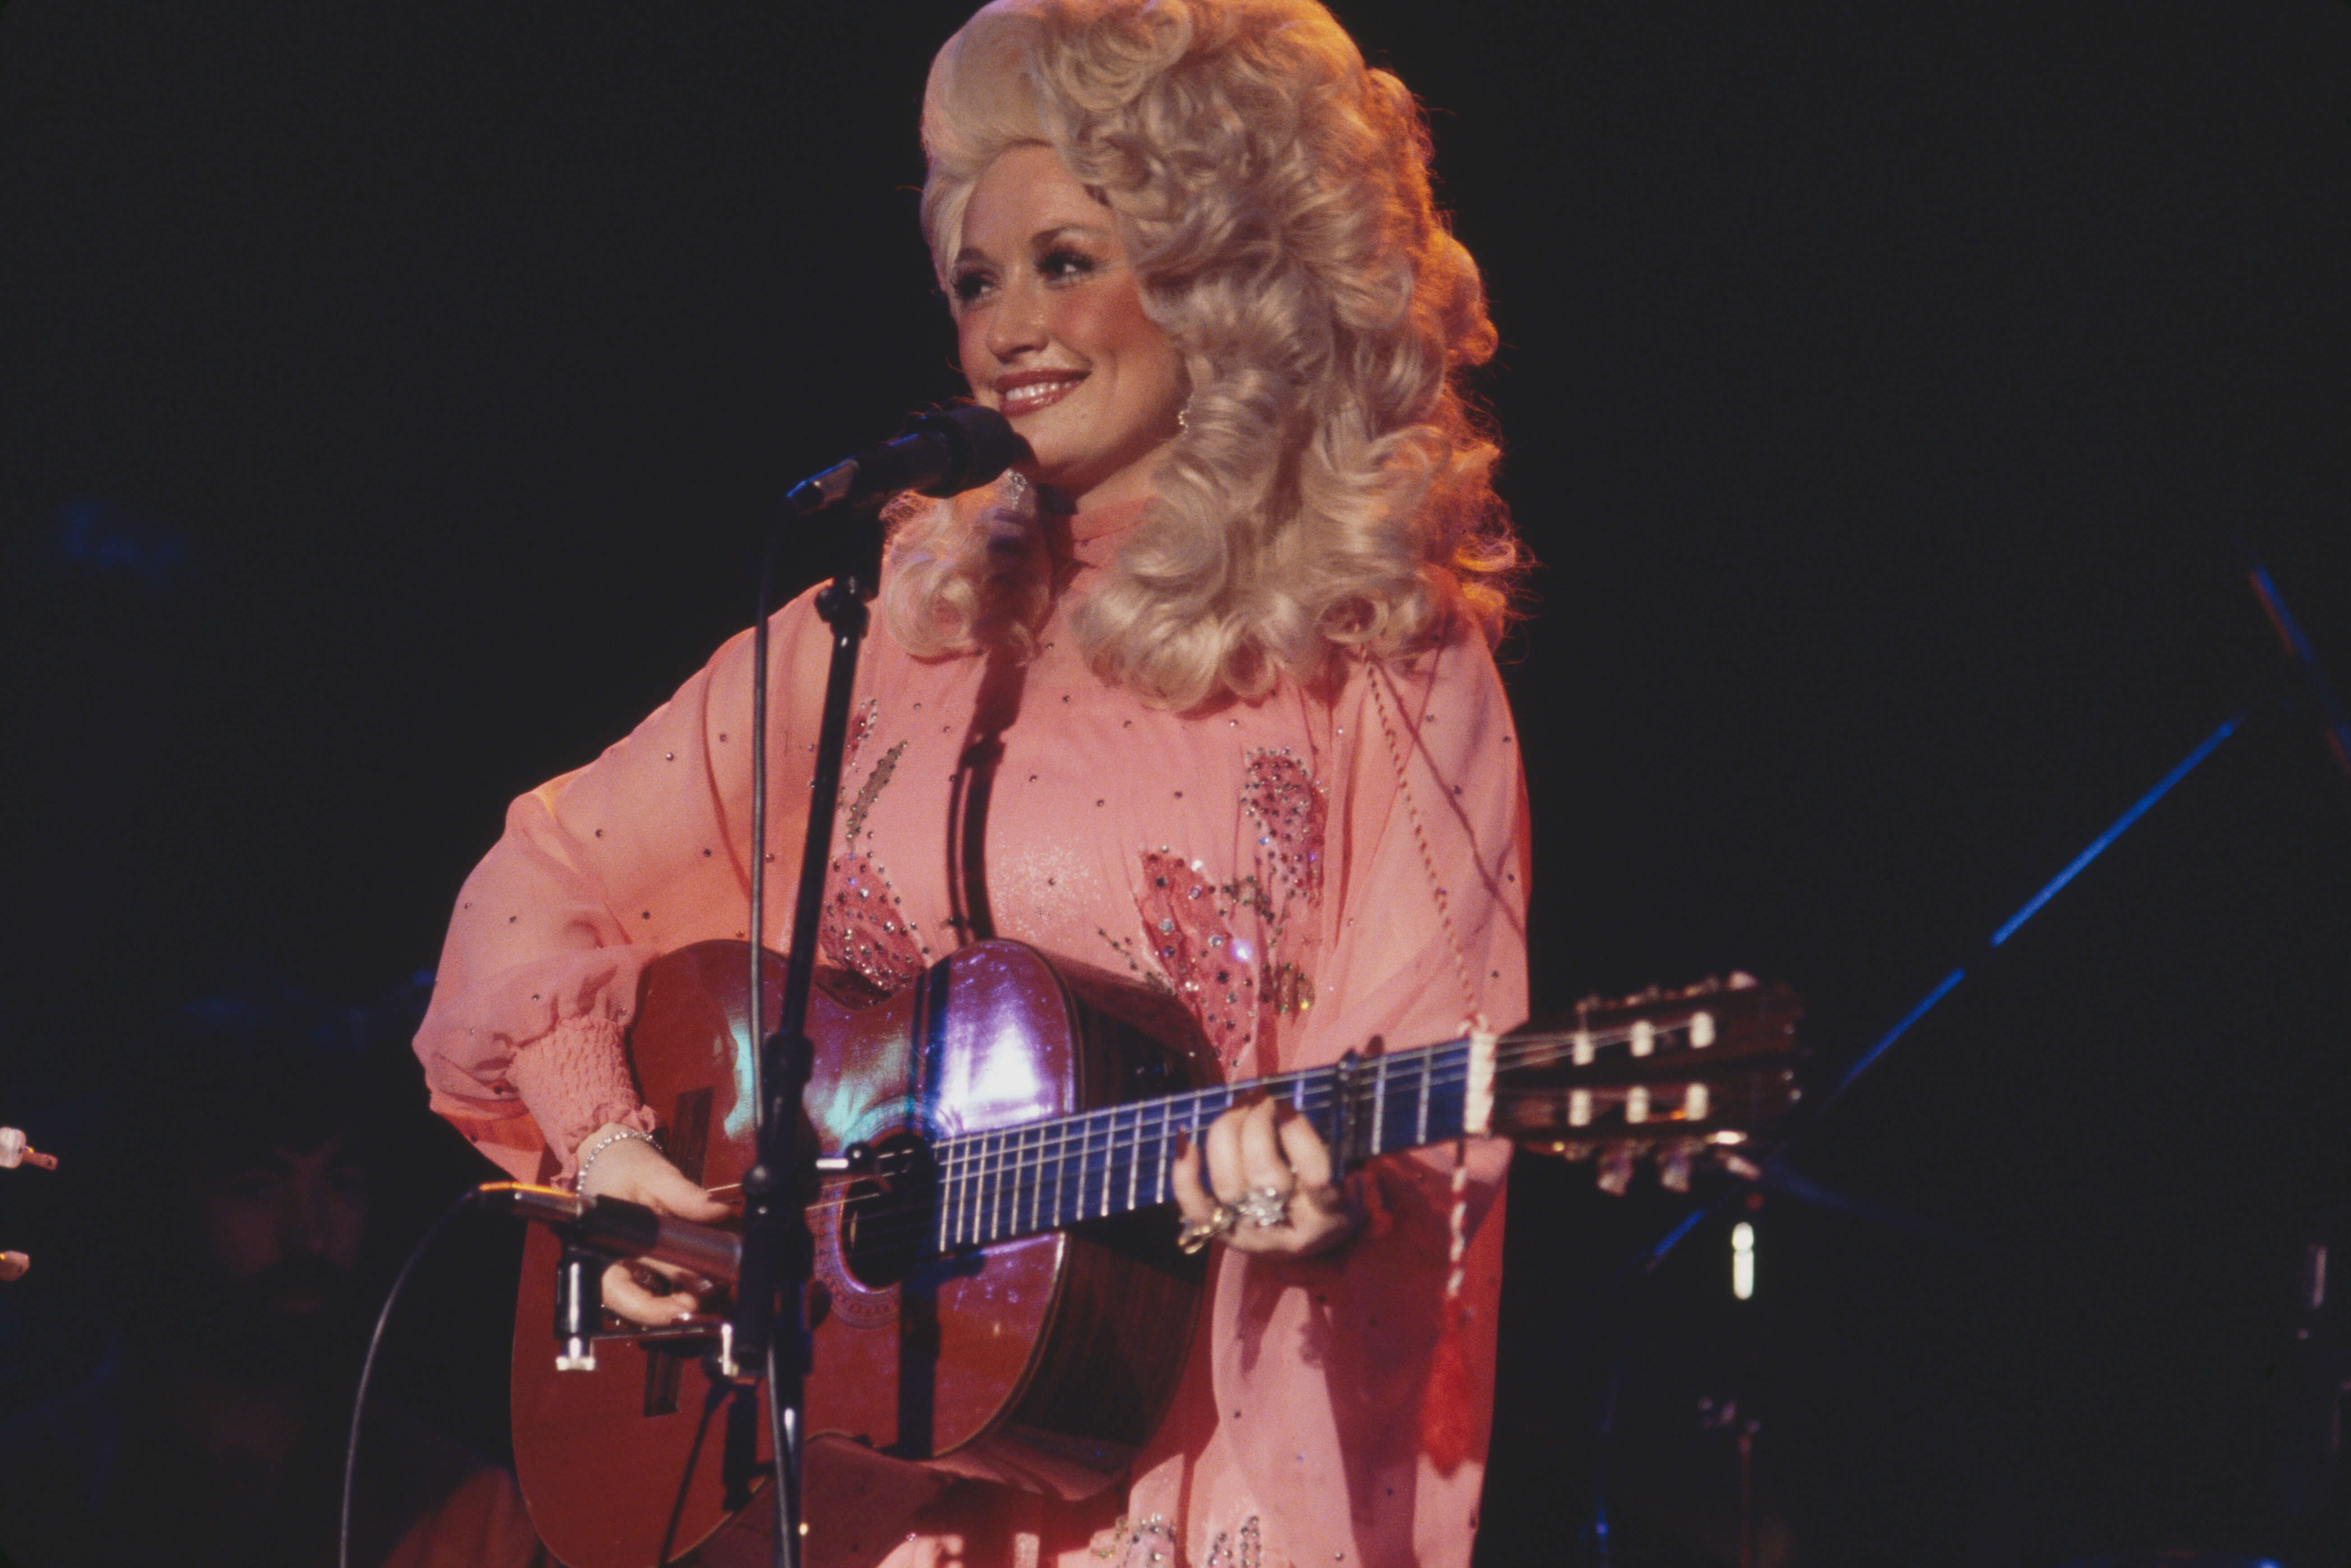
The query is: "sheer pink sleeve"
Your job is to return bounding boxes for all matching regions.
[411,593,834,1180]
[1134,624,1532,1568]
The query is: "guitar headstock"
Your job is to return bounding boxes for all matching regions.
[1490,974,1804,1194]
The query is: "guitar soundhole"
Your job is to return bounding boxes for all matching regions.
[839,1131,936,1291]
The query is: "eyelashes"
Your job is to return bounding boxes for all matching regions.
[950,246,1105,307]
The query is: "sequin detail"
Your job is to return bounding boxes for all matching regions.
[1095,1515,1181,1568]
[843,738,904,847]
[819,704,929,995]
[821,851,928,995]
[1127,851,1258,1061]
[1203,1517,1262,1568]
[1105,751,1328,1064]
[1243,748,1325,906]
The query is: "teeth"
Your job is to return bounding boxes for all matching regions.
[1001,377,1082,409]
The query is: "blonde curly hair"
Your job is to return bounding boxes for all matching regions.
[884,0,1522,709]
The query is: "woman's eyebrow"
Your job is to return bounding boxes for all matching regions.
[1029,222,1112,247]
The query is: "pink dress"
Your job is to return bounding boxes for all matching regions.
[414,491,1531,1568]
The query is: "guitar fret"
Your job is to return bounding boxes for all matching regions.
[934,1147,948,1254]
[1003,1127,1019,1238]
[1054,1119,1075,1229]
[1052,1119,1071,1229]
[922,1034,1517,1258]
[1099,1110,1113,1216]
[1019,1129,1034,1236]
[1123,1102,1140,1213]
[1090,1109,1109,1222]
[1001,1130,1018,1239]
[1028,1123,1048,1232]
[968,1131,986,1247]
[969,1130,987,1246]
[1149,1102,1168,1207]
[1413,1050,1430,1146]
[987,1129,1008,1245]
[936,1143,953,1252]
[966,1136,980,1246]
[1092,1107,1109,1218]
[978,1130,996,1246]
[955,1136,974,1248]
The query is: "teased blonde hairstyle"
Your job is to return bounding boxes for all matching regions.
[885,0,1521,708]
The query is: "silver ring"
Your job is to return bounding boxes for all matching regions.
[1233,1185,1291,1229]
[1178,1202,1239,1254]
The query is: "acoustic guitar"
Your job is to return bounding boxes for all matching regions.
[509,939,1801,1568]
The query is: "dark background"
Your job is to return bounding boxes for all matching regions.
[4,2,2349,1563]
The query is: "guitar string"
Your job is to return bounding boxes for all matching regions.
[820,1017,1751,1190]
[791,1029,1776,1254]
[789,1020,1759,1213]
[778,1016,1770,1226]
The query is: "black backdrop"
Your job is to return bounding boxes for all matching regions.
[5,3,2349,1563]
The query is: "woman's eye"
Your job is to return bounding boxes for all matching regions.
[1038,248,1097,283]
[950,271,992,305]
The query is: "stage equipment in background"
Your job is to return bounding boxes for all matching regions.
[0,1127,57,1170]
[0,1124,55,1284]
[486,940,1801,1568]
[1793,553,2343,1136]
[1566,552,2351,1564]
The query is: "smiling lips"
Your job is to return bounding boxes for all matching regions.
[995,371,1086,417]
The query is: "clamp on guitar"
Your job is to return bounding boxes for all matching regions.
[476,1147,884,1383]
[476,1182,757,1378]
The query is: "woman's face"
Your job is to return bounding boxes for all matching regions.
[952,143,1185,514]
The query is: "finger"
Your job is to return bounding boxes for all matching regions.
[1203,1105,1250,1204]
[600,1260,701,1326]
[1237,1098,1293,1197]
[635,1257,717,1296]
[1168,1131,1215,1222]
[636,1160,732,1222]
[1276,1105,1336,1196]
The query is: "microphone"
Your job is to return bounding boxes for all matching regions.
[479,1183,742,1284]
[785,405,1029,517]
[479,1183,744,1374]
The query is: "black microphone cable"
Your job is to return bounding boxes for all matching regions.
[339,1186,481,1568]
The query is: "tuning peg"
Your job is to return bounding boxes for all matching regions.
[1596,1146,1636,1197]
[0,1128,56,1171]
[1659,1144,1692,1192]
[1727,972,1758,990]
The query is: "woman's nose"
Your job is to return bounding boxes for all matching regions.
[986,276,1049,361]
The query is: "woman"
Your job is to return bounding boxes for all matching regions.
[414,1,1529,1563]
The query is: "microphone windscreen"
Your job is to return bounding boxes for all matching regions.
[912,406,1032,497]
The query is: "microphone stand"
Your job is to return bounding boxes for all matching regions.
[728,499,889,1568]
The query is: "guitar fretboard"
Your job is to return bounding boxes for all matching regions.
[931,1039,1475,1253]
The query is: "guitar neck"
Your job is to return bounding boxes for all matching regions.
[932,1040,1474,1254]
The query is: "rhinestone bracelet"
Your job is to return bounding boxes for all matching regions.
[572,1127,661,1195]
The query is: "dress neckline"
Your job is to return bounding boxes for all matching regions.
[1039,493,1151,573]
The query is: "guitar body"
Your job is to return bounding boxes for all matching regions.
[512,940,1209,1568]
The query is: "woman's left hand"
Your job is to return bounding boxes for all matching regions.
[1170,1097,1360,1257]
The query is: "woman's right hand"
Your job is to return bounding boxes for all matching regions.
[572,1122,734,1325]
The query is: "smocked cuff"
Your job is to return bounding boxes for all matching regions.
[505,1014,657,1175]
